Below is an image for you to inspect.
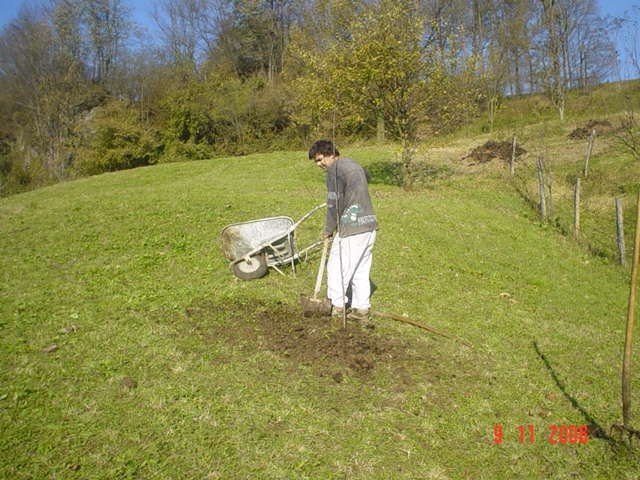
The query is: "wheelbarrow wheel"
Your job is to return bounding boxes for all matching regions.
[231,254,268,280]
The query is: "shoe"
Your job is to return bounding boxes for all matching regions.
[331,306,346,317]
[347,308,370,321]
[347,309,374,329]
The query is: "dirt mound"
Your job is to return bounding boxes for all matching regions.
[257,311,405,377]
[568,119,613,139]
[185,300,435,380]
[463,140,526,164]
[179,299,487,410]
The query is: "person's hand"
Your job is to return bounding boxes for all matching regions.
[321,231,333,240]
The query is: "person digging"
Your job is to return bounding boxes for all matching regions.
[309,140,378,326]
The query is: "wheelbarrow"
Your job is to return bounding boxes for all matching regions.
[220,203,326,280]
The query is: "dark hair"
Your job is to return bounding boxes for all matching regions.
[308,140,339,159]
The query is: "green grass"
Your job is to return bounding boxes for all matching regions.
[3,93,640,477]
[451,79,640,140]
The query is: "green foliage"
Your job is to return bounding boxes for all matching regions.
[73,99,162,175]
[0,0,625,196]
[0,139,13,195]
[423,59,484,135]
[162,84,216,145]
[289,0,427,141]
[288,0,486,144]
[366,160,454,186]
[0,153,31,196]
[211,0,290,80]
[0,129,54,196]
[159,71,296,157]
[161,141,213,164]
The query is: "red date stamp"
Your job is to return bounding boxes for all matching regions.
[493,424,589,444]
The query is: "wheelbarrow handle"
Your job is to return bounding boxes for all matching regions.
[313,237,330,300]
[291,203,327,231]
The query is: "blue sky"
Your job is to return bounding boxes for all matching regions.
[0,0,638,78]
[599,0,636,17]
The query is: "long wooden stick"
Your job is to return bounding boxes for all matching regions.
[584,129,596,178]
[371,310,473,348]
[510,135,516,176]
[622,192,640,427]
[573,177,581,238]
[536,156,547,220]
[616,197,626,267]
[312,238,330,300]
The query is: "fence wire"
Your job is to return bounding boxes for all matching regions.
[509,151,636,267]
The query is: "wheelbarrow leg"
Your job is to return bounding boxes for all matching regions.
[271,265,286,276]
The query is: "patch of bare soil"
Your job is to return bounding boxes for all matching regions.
[184,300,444,381]
[179,299,490,412]
[568,119,614,139]
[256,311,406,377]
[463,140,526,165]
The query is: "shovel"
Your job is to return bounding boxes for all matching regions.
[300,237,332,316]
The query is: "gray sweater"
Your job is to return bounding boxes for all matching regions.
[324,157,378,237]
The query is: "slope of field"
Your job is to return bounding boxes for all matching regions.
[1,139,639,478]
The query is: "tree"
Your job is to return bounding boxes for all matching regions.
[211,0,301,81]
[487,0,533,97]
[421,0,468,61]
[0,5,87,183]
[291,0,426,141]
[153,0,226,69]
[82,0,131,84]
[549,0,616,89]
[538,0,566,120]
[620,5,640,79]
[73,98,162,175]
[0,0,139,189]
[0,0,626,195]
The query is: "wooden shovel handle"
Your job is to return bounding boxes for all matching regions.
[313,237,330,300]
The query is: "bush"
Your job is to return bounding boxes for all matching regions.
[424,66,483,135]
[160,141,213,163]
[158,72,297,157]
[74,100,163,175]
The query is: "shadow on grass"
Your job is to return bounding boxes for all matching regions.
[533,340,614,443]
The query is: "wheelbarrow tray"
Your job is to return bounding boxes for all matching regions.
[221,216,297,267]
[220,203,326,279]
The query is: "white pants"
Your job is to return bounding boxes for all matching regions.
[327,230,376,310]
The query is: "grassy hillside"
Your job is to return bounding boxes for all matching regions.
[2,83,640,478]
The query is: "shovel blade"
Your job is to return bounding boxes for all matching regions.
[300,294,332,317]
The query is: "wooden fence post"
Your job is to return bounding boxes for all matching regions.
[574,177,581,238]
[510,135,517,176]
[617,197,627,266]
[536,156,547,220]
[584,129,596,178]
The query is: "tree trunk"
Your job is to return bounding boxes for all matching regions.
[376,113,385,144]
